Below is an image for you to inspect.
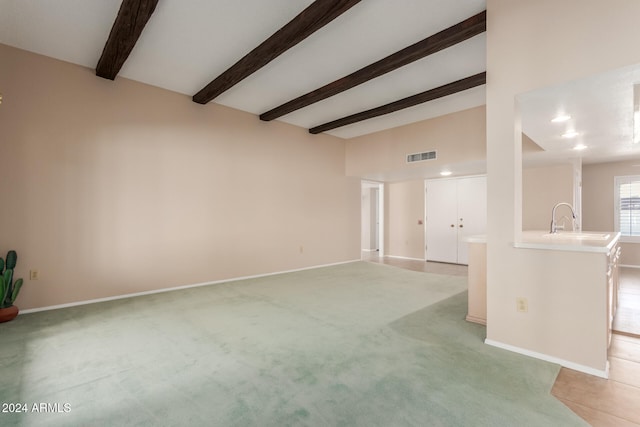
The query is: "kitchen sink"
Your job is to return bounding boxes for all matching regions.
[541,232,611,240]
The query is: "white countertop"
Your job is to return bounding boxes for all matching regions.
[464,235,486,243]
[514,230,621,253]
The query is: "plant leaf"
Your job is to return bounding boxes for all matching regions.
[3,270,12,306]
[11,278,23,304]
[0,275,6,307]
[5,250,16,270]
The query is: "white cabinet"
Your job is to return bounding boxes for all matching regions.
[466,240,487,324]
[607,243,621,348]
[425,176,486,264]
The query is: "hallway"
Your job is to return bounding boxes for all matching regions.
[614,267,640,337]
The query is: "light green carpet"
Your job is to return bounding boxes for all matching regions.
[0,261,586,426]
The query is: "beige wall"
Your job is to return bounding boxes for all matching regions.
[487,0,640,374]
[345,106,486,179]
[385,180,425,259]
[583,160,640,266]
[522,164,575,231]
[0,44,361,310]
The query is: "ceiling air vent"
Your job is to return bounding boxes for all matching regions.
[407,150,437,163]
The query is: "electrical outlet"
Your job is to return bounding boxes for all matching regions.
[30,270,39,280]
[516,297,528,313]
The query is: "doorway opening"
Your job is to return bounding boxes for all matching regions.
[361,181,384,259]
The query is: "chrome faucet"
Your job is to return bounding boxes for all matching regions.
[550,202,577,234]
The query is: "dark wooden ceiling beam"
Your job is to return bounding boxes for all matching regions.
[309,72,486,134]
[96,0,159,80]
[261,11,486,121]
[193,0,362,105]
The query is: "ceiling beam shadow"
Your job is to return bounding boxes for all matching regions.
[96,0,159,80]
[193,0,362,105]
[308,72,486,134]
[261,10,486,122]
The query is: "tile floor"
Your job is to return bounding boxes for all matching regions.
[613,267,640,337]
[361,251,468,276]
[552,334,640,426]
[553,267,640,426]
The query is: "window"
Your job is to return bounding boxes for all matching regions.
[615,175,640,240]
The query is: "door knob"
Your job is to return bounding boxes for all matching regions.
[450,224,455,228]
[459,224,464,228]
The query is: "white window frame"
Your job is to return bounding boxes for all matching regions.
[614,175,640,243]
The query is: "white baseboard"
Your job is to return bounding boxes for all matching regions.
[620,264,640,269]
[20,259,361,315]
[385,255,425,262]
[361,249,379,252]
[465,315,487,325]
[484,339,609,379]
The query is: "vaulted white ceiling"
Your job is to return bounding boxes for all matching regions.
[0,0,487,139]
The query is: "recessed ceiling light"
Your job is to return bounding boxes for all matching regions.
[551,114,571,123]
[440,170,452,176]
[562,131,579,138]
[573,144,587,150]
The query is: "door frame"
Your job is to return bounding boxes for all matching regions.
[361,180,385,259]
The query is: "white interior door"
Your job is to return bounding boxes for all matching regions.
[456,176,487,264]
[426,179,458,263]
[361,181,384,257]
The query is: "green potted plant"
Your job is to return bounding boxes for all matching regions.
[0,250,24,323]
